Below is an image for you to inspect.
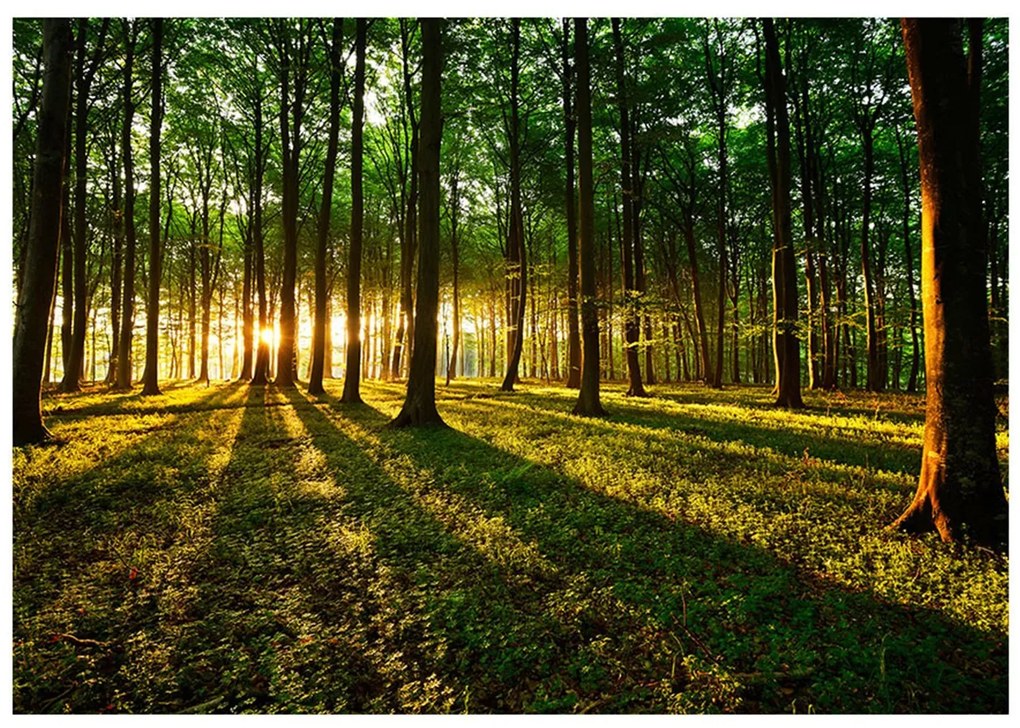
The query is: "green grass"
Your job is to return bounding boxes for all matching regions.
[12,379,1008,713]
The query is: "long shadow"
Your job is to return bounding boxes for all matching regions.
[493,388,925,476]
[451,398,914,512]
[42,381,248,420]
[307,397,1006,713]
[13,384,249,713]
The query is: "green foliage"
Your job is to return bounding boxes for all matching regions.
[13,381,1007,713]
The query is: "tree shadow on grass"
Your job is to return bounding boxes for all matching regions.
[13,384,250,713]
[495,387,925,476]
[300,394,1005,713]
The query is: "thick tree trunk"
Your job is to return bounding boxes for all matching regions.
[391,18,445,427]
[572,18,606,417]
[341,19,366,404]
[141,18,163,396]
[893,19,1006,546]
[763,18,803,409]
[13,18,72,445]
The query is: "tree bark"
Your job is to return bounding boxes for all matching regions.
[572,18,606,418]
[341,19,367,404]
[310,18,344,396]
[562,19,581,390]
[13,18,72,445]
[391,18,445,427]
[892,18,1006,547]
[141,18,163,396]
[763,18,803,409]
[501,18,527,392]
[115,20,137,390]
[611,18,647,398]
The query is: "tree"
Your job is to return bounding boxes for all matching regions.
[390,18,445,427]
[560,19,582,390]
[115,19,140,390]
[341,19,367,404]
[271,20,311,388]
[13,18,73,445]
[572,18,605,418]
[500,18,527,393]
[611,18,647,398]
[141,18,164,396]
[762,18,803,409]
[891,18,1006,546]
[61,19,109,393]
[309,18,345,396]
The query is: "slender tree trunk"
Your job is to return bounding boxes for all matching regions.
[563,19,581,389]
[63,20,95,392]
[612,18,646,398]
[13,18,72,445]
[115,22,137,390]
[892,18,1006,546]
[141,18,163,396]
[391,18,444,427]
[342,19,367,403]
[860,123,882,392]
[311,18,344,396]
[501,18,527,392]
[105,138,122,384]
[896,103,920,392]
[251,86,271,385]
[446,161,462,386]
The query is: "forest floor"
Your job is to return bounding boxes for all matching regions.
[12,379,1009,713]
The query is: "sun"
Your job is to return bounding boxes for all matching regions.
[260,328,274,345]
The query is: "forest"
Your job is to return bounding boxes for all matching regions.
[11,17,1009,713]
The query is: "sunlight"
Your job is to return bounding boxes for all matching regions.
[260,327,274,345]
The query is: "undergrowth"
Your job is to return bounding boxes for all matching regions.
[12,379,1008,713]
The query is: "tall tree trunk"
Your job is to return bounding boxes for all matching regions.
[275,21,305,388]
[572,18,605,417]
[860,123,882,391]
[310,18,344,396]
[763,18,803,409]
[611,18,646,397]
[141,18,163,396]
[895,125,918,394]
[251,85,271,385]
[105,135,122,384]
[391,18,444,427]
[501,18,527,392]
[115,20,137,390]
[239,219,253,380]
[341,19,366,403]
[892,18,1006,546]
[13,18,72,445]
[563,19,581,389]
[446,160,462,386]
[63,19,105,393]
